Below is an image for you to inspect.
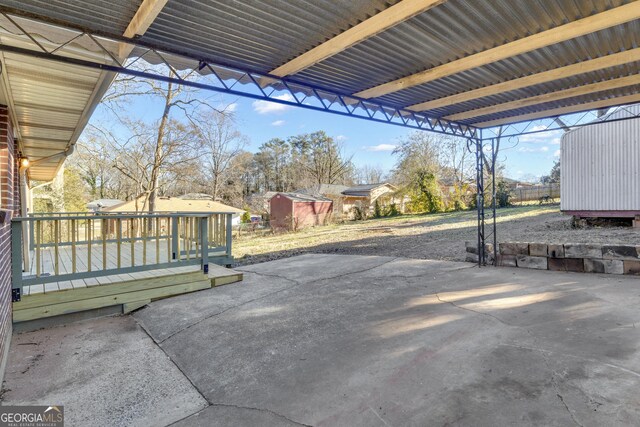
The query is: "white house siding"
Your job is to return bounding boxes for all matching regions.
[561,105,640,215]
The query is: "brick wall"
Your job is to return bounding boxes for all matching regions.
[0,104,17,380]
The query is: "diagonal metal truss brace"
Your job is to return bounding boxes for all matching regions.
[0,10,478,138]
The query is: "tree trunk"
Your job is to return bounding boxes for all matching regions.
[149,78,174,212]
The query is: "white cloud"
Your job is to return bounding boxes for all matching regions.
[518,129,563,144]
[554,150,561,157]
[518,145,549,153]
[364,144,397,152]
[335,135,348,142]
[271,120,285,126]
[252,94,295,114]
[224,103,238,112]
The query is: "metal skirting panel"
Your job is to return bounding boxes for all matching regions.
[561,105,640,212]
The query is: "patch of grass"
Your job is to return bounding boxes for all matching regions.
[234,204,559,262]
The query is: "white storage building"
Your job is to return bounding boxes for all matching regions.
[561,105,640,219]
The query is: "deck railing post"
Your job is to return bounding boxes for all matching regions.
[226,213,233,262]
[28,218,34,251]
[200,216,209,274]
[171,215,179,260]
[11,220,23,301]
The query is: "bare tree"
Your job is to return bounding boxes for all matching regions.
[290,131,353,185]
[72,135,119,199]
[438,136,474,184]
[219,151,254,207]
[356,165,386,184]
[189,109,248,200]
[98,64,232,211]
[87,117,201,211]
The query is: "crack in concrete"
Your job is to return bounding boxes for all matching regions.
[502,332,586,427]
[155,276,302,344]
[237,270,301,285]
[155,257,399,344]
[212,403,313,427]
[168,403,313,427]
[135,319,211,419]
[500,342,640,379]
[538,348,584,427]
[555,390,584,427]
[136,297,312,427]
[367,405,391,426]
[434,293,513,327]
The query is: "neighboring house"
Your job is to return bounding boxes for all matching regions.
[104,195,245,226]
[87,199,124,212]
[270,193,333,230]
[297,182,401,218]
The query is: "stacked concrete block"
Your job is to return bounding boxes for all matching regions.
[497,242,527,267]
[564,244,603,258]
[528,243,548,257]
[547,244,564,258]
[465,241,495,264]
[583,259,624,275]
[466,240,640,277]
[516,255,548,270]
[548,258,584,273]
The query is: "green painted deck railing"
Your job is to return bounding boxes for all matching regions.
[11,212,234,298]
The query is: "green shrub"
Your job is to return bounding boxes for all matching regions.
[495,180,511,208]
[241,210,251,223]
[409,172,445,213]
[386,203,399,217]
[352,206,366,221]
[373,200,382,218]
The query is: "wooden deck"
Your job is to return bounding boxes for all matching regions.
[25,239,222,280]
[12,213,240,324]
[15,260,243,324]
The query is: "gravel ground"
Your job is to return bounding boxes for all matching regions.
[233,204,640,266]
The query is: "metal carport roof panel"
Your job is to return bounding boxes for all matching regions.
[0,0,637,177]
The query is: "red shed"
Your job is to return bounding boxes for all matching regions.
[270,193,333,231]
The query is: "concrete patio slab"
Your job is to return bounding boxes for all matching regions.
[1,316,207,427]
[4,254,640,426]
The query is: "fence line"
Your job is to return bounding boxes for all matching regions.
[510,184,560,204]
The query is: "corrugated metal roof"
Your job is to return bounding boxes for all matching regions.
[0,0,140,34]
[0,0,638,156]
[141,0,639,126]
[0,1,141,181]
[142,0,399,74]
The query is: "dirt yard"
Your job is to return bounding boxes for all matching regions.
[233,204,640,266]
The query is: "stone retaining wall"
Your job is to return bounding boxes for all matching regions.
[465,241,640,276]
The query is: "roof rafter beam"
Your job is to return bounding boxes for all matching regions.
[270,0,446,77]
[445,74,640,121]
[354,2,640,99]
[408,48,640,111]
[474,93,640,128]
[118,0,169,59]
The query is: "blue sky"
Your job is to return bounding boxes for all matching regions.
[89,89,561,181]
